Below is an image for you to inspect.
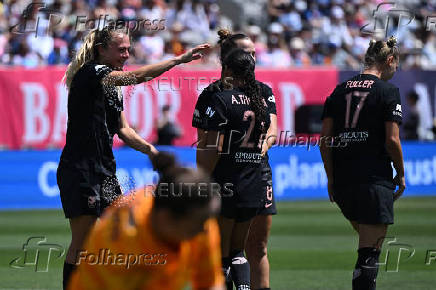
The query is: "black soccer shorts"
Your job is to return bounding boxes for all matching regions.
[333,183,394,225]
[57,164,122,219]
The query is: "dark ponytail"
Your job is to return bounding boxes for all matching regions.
[222,49,267,143]
[217,28,250,63]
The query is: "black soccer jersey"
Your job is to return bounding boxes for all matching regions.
[203,87,271,207]
[60,61,123,177]
[322,74,402,187]
[192,80,276,130]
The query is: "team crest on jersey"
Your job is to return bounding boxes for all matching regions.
[205,106,215,118]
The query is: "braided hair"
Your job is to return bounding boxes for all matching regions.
[222,48,267,143]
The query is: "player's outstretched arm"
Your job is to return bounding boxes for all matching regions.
[102,44,210,86]
[320,117,335,202]
[385,121,406,200]
[118,112,158,159]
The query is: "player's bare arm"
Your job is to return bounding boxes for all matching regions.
[118,111,158,158]
[196,129,222,175]
[320,117,335,202]
[261,113,277,157]
[102,44,211,86]
[385,121,406,200]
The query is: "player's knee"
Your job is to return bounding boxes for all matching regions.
[247,241,267,262]
[352,247,381,290]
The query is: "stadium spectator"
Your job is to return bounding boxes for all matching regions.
[257,22,291,67]
[403,91,420,140]
[156,104,182,145]
[47,38,70,65]
[289,37,311,66]
[68,152,224,290]
[11,39,41,67]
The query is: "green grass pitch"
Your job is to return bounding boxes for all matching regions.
[1,197,435,289]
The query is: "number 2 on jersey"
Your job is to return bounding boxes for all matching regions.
[344,91,370,129]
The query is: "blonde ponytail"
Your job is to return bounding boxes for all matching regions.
[63,29,98,90]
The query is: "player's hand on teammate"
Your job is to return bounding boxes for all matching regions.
[327,180,335,203]
[393,174,406,201]
[177,43,211,64]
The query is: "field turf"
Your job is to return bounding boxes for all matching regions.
[0,197,435,289]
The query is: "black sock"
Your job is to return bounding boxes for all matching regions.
[352,247,381,290]
[230,250,250,290]
[222,257,233,290]
[63,262,77,290]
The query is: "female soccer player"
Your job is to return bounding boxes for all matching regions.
[58,26,209,289]
[320,36,406,290]
[193,29,277,290]
[196,48,270,290]
[68,152,224,290]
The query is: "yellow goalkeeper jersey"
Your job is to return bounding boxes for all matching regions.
[68,186,223,290]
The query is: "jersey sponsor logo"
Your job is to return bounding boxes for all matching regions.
[268,95,276,103]
[205,106,215,118]
[338,131,369,143]
[234,151,262,163]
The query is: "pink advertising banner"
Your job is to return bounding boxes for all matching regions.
[0,67,337,149]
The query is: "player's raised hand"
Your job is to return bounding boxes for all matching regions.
[177,43,211,63]
[393,174,406,201]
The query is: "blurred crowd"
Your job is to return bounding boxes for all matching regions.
[0,0,436,69]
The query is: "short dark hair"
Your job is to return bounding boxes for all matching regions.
[151,152,218,217]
